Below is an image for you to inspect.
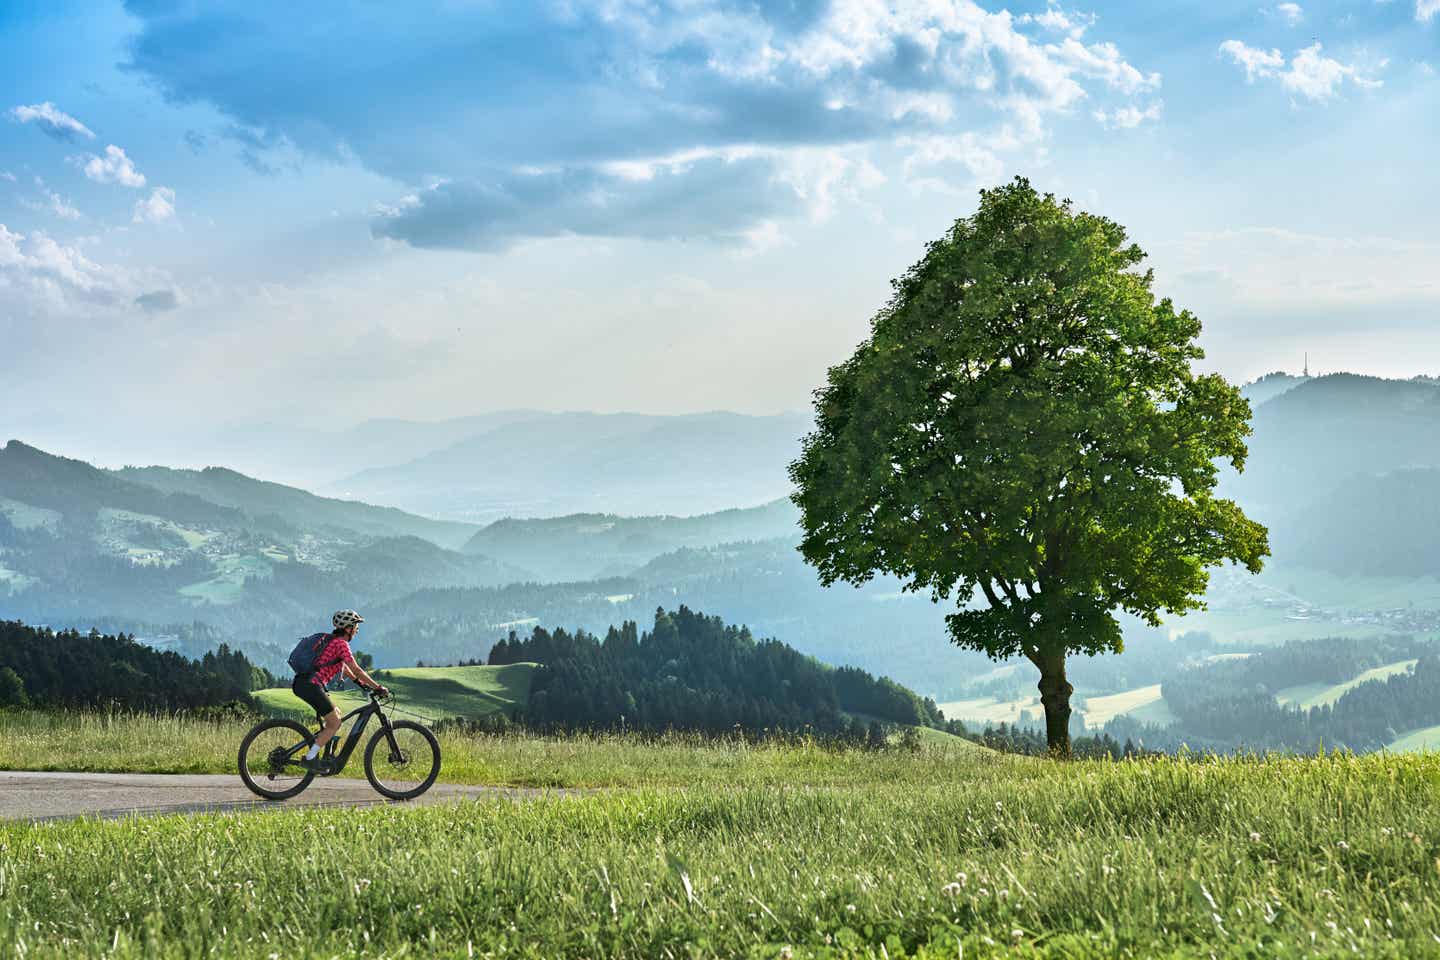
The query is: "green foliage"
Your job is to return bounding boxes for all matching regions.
[5,749,1440,957]
[0,666,28,708]
[0,621,270,711]
[791,179,1269,751]
[792,178,1268,661]
[490,605,944,734]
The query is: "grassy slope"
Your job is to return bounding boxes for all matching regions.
[1388,724,1440,753]
[253,663,537,722]
[5,730,1440,958]
[1275,659,1418,710]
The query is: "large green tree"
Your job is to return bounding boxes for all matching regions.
[789,178,1269,756]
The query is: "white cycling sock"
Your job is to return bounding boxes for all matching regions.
[305,744,321,760]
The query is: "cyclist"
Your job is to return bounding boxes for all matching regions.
[292,609,388,772]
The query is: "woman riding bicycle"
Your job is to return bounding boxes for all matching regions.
[292,609,388,772]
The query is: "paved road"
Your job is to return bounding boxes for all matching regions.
[0,771,550,822]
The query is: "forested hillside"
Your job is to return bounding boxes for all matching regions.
[488,606,944,734]
[0,620,269,710]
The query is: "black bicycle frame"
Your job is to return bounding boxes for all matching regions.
[286,695,400,775]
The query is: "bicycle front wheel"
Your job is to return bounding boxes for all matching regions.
[364,720,441,800]
[238,718,316,800]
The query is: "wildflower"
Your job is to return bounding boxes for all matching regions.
[941,882,963,897]
[954,871,968,886]
[845,904,856,913]
[1011,929,1024,940]
[1336,841,1349,851]
[779,947,793,960]
[1249,832,1261,842]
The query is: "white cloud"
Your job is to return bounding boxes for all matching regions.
[0,171,15,182]
[1284,43,1380,100]
[1094,101,1164,128]
[132,187,176,223]
[1274,3,1304,25]
[7,102,94,141]
[0,223,133,305]
[1219,40,1285,81]
[1048,37,1162,95]
[1420,1,1440,23]
[79,145,146,187]
[1219,40,1380,101]
[1019,4,1096,38]
[122,1,1160,247]
[21,187,82,221]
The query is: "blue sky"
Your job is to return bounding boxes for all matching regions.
[2,0,1438,464]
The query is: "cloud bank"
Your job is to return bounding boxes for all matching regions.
[122,0,1162,250]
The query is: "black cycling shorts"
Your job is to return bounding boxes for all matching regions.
[291,674,335,719]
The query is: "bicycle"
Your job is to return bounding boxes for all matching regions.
[238,686,441,801]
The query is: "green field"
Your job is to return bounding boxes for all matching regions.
[5,717,1440,957]
[1275,659,1418,711]
[1387,724,1440,753]
[942,684,1176,732]
[1080,684,1176,728]
[253,663,538,722]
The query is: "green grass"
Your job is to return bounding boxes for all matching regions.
[1275,659,1418,711]
[6,744,1440,957]
[0,711,993,789]
[253,663,538,722]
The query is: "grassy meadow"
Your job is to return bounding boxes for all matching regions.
[251,663,537,723]
[5,733,1440,957]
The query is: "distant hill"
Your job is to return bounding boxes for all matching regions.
[1240,371,1308,409]
[1,441,248,531]
[1224,374,1440,514]
[1276,468,1440,577]
[0,442,526,650]
[461,498,801,581]
[116,464,477,549]
[192,410,549,489]
[324,411,810,522]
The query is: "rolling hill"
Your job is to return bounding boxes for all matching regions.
[0,442,527,657]
[254,662,537,722]
[116,464,478,549]
[460,498,800,581]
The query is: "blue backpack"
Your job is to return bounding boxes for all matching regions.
[288,632,342,677]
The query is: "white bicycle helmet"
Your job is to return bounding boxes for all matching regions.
[332,609,365,631]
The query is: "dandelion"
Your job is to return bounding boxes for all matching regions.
[954,871,968,886]
[1011,929,1025,940]
[941,882,963,897]
[1336,841,1349,851]
[779,947,793,960]
[1249,832,1262,842]
[845,904,856,913]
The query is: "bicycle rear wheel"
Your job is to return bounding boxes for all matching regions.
[238,718,316,800]
[364,720,441,800]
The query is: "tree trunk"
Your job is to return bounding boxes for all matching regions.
[1035,651,1073,758]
